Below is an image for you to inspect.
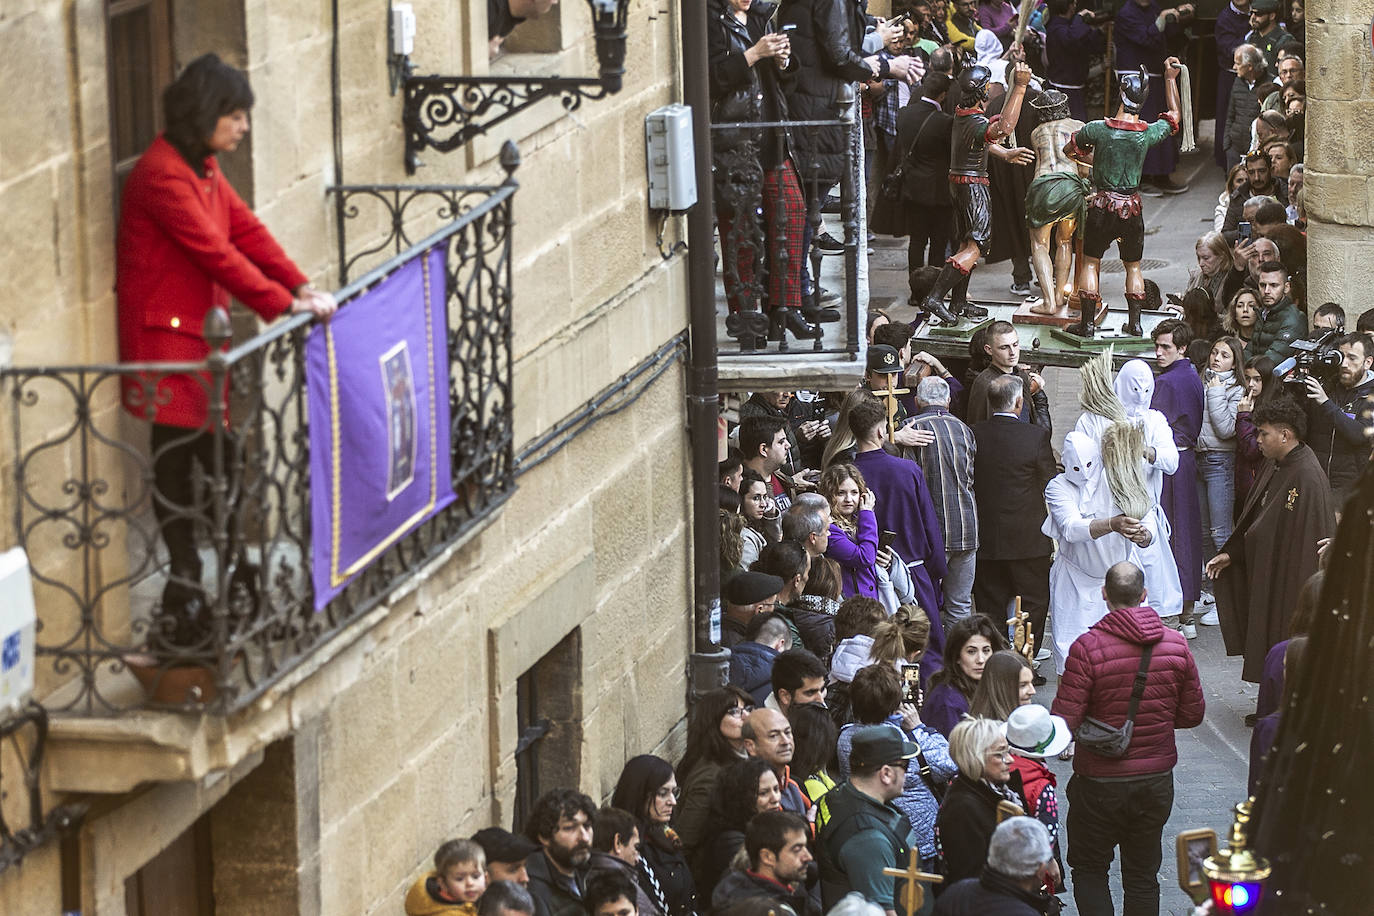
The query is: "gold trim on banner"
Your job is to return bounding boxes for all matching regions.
[328,248,443,588]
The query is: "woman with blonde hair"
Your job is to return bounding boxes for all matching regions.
[1185,231,1240,336]
[936,717,1035,884]
[819,462,880,598]
[1223,286,1261,359]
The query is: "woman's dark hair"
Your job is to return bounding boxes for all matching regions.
[719,485,742,514]
[716,757,777,830]
[850,663,903,723]
[612,754,676,830]
[788,700,839,779]
[929,614,1008,700]
[804,556,843,600]
[1245,354,1278,403]
[969,649,1031,720]
[677,686,752,781]
[162,53,255,164]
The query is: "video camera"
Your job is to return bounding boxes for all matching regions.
[1274,327,1343,390]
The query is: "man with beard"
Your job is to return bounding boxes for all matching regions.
[1208,397,1334,684]
[1223,150,1287,232]
[525,789,596,916]
[1299,331,1374,504]
[711,811,819,916]
[1250,261,1307,362]
[1244,0,1292,74]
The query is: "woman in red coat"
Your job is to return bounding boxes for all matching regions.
[117,53,336,649]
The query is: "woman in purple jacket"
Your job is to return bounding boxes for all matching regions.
[924,615,1010,736]
[820,463,880,598]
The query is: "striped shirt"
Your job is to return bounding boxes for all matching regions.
[909,406,979,550]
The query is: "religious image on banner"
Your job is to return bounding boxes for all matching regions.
[380,342,417,499]
[306,245,456,610]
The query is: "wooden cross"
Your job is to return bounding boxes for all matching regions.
[882,847,943,915]
[1007,595,1036,666]
[871,379,910,442]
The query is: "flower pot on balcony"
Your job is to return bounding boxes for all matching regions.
[123,653,221,706]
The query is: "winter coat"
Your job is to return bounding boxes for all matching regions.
[117,134,309,429]
[779,0,873,183]
[1198,372,1243,452]
[641,832,699,916]
[826,510,879,599]
[678,757,736,853]
[778,602,836,659]
[1224,76,1261,158]
[404,874,477,916]
[729,640,780,706]
[708,1,796,171]
[1051,605,1205,779]
[935,774,1030,885]
[1249,297,1306,364]
[525,851,588,916]
[922,682,971,738]
[587,852,666,916]
[932,868,1055,916]
[837,719,956,858]
[1305,373,1374,493]
[711,865,820,916]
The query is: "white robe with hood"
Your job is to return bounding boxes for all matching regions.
[1043,433,1140,674]
[1072,359,1184,619]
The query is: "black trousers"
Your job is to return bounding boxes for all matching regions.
[908,205,953,276]
[150,424,243,584]
[972,555,1050,653]
[1066,772,1175,916]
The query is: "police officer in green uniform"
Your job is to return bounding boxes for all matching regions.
[817,727,921,915]
[1063,56,1183,338]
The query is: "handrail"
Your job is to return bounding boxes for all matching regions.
[0,181,518,715]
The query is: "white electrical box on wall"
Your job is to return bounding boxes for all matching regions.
[391,3,416,56]
[0,547,36,719]
[645,104,697,213]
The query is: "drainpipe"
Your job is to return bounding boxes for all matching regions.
[682,0,728,701]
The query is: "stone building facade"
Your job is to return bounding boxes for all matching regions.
[1303,0,1374,308]
[0,0,694,912]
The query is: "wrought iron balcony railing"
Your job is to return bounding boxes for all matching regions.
[0,181,516,716]
[711,105,864,361]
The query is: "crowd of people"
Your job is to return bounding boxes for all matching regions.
[707,0,1316,344]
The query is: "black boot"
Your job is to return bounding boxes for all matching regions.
[769,307,821,351]
[1123,293,1145,337]
[1069,293,1098,337]
[921,263,961,326]
[950,272,988,318]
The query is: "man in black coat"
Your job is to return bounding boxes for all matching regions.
[710,810,819,916]
[897,72,955,300]
[971,374,1057,661]
[779,0,916,309]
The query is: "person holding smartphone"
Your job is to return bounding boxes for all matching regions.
[818,464,882,599]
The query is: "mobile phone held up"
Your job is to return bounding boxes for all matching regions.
[878,530,898,553]
[1238,220,1252,240]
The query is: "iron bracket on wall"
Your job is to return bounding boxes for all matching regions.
[403,76,609,174]
[400,0,628,174]
[0,702,87,874]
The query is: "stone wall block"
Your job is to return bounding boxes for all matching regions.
[510,242,575,363]
[0,8,71,182]
[360,769,420,906]
[318,653,401,826]
[0,169,61,336]
[591,469,653,588]
[569,200,649,317]
[1305,171,1371,226]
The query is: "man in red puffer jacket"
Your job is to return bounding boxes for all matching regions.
[1051,560,1204,916]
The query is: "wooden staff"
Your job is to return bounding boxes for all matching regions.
[882,847,944,915]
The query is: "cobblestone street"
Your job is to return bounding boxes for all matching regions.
[865,139,1259,914]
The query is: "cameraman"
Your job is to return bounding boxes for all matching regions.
[1301,332,1374,505]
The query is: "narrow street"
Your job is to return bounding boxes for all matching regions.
[867,138,1259,914]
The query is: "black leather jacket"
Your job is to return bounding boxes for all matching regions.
[708,1,795,169]
[779,0,873,182]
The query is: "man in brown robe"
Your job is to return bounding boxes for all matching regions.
[1206,397,1336,682]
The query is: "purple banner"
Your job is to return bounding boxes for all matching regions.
[306,246,455,610]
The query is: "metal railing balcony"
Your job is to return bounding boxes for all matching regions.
[710,102,866,368]
[1,182,516,716]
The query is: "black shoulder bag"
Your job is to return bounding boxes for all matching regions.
[1075,643,1154,758]
[880,108,936,203]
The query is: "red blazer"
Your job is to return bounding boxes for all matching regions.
[116,134,308,428]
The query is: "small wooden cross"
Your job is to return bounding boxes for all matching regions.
[871,378,910,442]
[1007,595,1036,666]
[882,847,943,915]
